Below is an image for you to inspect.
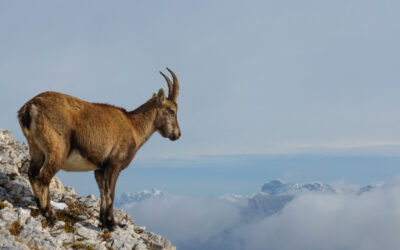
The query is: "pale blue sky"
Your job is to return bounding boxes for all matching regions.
[1,1,400,195]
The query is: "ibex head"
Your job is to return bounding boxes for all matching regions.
[155,68,181,141]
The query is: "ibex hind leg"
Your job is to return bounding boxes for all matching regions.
[27,143,44,208]
[33,132,69,225]
[28,159,42,206]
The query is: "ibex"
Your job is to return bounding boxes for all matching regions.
[17,68,181,230]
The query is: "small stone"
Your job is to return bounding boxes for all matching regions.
[2,200,13,209]
[87,194,96,200]
[135,242,149,250]
[22,217,42,231]
[50,200,68,210]
[134,226,146,234]
[16,207,30,224]
[64,186,75,194]
[0,207,18,224]
[51,220,65,230]
[51,229,74,242]
[49,177,64,193]
[74,222,99,239]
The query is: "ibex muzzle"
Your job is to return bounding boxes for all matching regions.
[17,68,181,230]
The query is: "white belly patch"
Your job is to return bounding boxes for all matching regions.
[62,150,99,172]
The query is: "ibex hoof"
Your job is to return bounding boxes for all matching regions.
[42,209,57,226]
[100,219,120,231]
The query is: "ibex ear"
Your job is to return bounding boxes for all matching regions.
[157,88,166,104]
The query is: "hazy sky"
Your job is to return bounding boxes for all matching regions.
[3,3,400,249]
[1,1,400,198]
[2,0,400,158]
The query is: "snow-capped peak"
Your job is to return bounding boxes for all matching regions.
[261,180,336,195]
[115,188,164,208]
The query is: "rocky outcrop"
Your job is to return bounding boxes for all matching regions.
[0,129,175,250]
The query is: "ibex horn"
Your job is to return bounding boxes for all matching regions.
[159,71,173,98]
[166,67,179,101]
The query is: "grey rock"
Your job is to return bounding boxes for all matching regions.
[51,229,74,242]
[51,220,65,230]
[135,226,146,234]
[0,186,7,198]
[64,186,75,194]
[0,228,30,250]
[107,229,141,250]
[22,217,42,232]
[20,218,61,250]
[0,207,18,224]
[135,242,150,250]
[16,207,30,225]
[74,222,99,240]
[87,194,96,200]
[142,231,175,250]
[0,164,18,176]
[9,176,32,197]
[93,243,109,250]
[0,173,9,187]
[49,177,64,193]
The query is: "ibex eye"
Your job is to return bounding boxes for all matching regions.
[169,110,175,115]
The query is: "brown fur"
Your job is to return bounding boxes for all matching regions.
[17,69,181,229]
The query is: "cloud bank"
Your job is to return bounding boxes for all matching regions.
[125,176,400,250]
[235,189,400,250]
[124,195,240,247]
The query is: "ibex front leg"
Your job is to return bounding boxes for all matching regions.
[95,164,121,230]
[103,163,121,230]
[94,169,107,226]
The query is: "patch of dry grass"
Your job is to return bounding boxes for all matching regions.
[40,217,48,229]
[8,221,21,236]
[62,242,94,250]
[0,199,10,210]
[101,231,111,241]
[30,208,40,217]
[56,201,85,233]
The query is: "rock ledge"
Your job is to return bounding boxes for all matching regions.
[0,129,175,250]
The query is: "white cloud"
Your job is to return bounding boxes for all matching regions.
[234,188,400,250]
[124,195,241,245]
[125,176,400,250]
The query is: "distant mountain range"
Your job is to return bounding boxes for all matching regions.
[245,180,337,219]
[115,188,164,208]
[115,180,379,219]
[261,180,336,195]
